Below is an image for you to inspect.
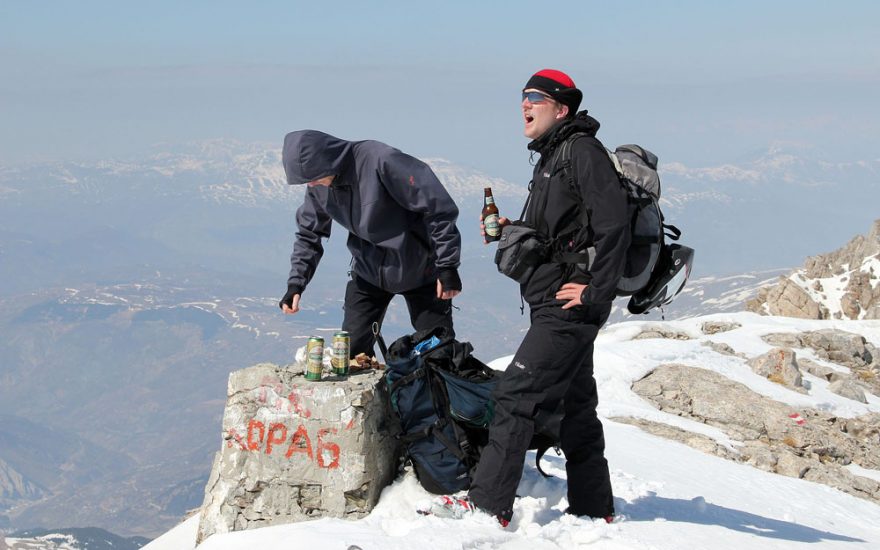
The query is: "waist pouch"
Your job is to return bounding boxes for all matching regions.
[494,223,550,284]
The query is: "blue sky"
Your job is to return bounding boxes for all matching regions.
[2,0,878,180]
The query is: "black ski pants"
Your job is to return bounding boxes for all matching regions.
[468,304,613,520]
[342,274,454,357]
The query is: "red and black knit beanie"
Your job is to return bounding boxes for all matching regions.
[523,69,583,115]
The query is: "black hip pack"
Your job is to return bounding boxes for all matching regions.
[493,223,549,284]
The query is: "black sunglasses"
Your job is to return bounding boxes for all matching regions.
[522,91,552,104]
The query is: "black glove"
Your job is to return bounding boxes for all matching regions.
[437,268,462,292]
[279,285,302,310]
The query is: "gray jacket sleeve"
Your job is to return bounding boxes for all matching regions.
[377,150,461,271]
[286,188,333,295]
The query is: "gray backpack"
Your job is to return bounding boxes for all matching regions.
[559,136,694,313]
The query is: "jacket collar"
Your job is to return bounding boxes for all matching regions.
[527,111,601,156]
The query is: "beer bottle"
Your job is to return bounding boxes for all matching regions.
[482,187,501,242]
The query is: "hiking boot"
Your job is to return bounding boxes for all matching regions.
[565,507,615,523]
[418,495,511,527]
[419,494,475,519]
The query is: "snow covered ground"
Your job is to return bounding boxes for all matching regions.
[145,312,880,549]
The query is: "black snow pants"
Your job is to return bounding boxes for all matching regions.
[468,303,614,520]
[342,274,454,357]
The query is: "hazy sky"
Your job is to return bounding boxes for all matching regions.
[2,0,878,181]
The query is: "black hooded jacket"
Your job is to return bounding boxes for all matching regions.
[521,112,631,309]
[283,130,462,295]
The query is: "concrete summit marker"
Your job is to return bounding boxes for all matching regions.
[196,363,399,544]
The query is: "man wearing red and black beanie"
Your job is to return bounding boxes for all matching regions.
[434,70,631,525]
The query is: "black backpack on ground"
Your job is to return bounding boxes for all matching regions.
[383,327,498,494]
[383,327,564,493]
[558,135,695,315]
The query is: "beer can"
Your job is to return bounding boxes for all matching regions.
[305,336,324,381]
[332,331,350,376]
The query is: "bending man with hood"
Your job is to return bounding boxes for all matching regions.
[279,130,463,356]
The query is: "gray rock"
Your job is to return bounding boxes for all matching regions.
[701,341,743,357]
[838,413,880,444]
[701,321,742,335]
[798,358,849,383]
[801,329,871,369]
[741,442,777,472]
[765,278,825,319]
[775,452,811,478]
[828,379,869,403]
[197,364,400,544]
[633,327,692,340]
[747,348,805,391]
[761,333,804,348]
[804,463,880,502]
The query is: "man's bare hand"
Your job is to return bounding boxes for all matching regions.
[556,283,587,310]
[281,294,301,314]
[436,279,461,300]
[479,214,510,244]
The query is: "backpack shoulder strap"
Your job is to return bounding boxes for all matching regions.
[555,132,599,265]
[558,131,601,225]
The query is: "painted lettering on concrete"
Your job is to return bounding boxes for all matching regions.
[227,420,339,469]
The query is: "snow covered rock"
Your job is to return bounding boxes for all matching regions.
[828,379,869,403]
[700,321,742,335]
[629,363,880,503]
[748,219,880,319]
[196,363,399,544]
[801,329,875,369]
[633,327,693,340]
[761,329,880,397]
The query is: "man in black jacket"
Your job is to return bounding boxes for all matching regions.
[279,130,462,356]
[435,70,630,524]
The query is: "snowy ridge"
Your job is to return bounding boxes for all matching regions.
[423,158,528,200]
[145,311,880,550]
[0,140,523,208]
[789,256,880,320]
[661,144,880,186]
[2,527,149,550]
[748,219,880,319]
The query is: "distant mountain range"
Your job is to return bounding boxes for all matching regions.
[3,138,876,280]
[3,526,149,550]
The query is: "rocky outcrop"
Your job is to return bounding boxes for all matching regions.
[197,363,399,544]
[747,219,880,319]
[747,278,826,319]
[0,459,42,503]
[761,329,880,398]
[627,364,880,503]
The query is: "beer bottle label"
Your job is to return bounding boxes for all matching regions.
[484,213,501,237]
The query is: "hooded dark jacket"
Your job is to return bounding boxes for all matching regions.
[521,112,630,309]
[283,130,461,295]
